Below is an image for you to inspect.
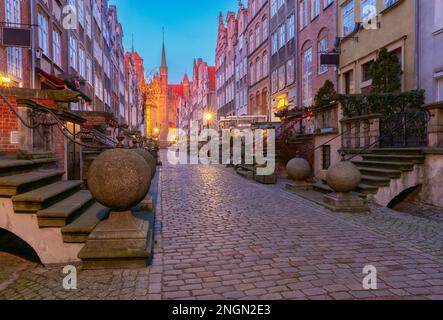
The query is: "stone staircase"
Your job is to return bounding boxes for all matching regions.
[0,157,109,265]
[313,149,425,205]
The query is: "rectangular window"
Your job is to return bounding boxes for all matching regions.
[287,58,295,85]
[287,14,295,39]
[38,12,49,55]
[361,0,376,23]
[322,145,331,170]
[249,32,255,53]
[435,0,443,31]
[256,58,261,81]
[318,37,329,74]
[324,0,334,8]
[79,48,86,78]
[311,0,320,20]
[250,64,255,85]
[271,32,278,54]
[361,61,373,82]
[342,0,355,37]
[86,57,92,82]
[302,48,313,106]
[263,53,268,77]
[278,65,285,91]
[53,29,61,66]
[69,36,77,70]
[271,0,277,17]
[300,0,308,29]
[271,70,278,94]
[278,24,286,49]
[5,0,22,80]
[344,70,353,94]
[255,25,261,47]
[77,0,84,26]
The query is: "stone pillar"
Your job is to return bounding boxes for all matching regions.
[426,102,443,148]
[369,116,381,146]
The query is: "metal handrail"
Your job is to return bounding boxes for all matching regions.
[0,93,114,150]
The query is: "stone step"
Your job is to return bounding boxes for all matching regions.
[37,190,94,228]
[61,203,109,243]
[356,183,379,195]
[361,154,425,164]
[353,160,415,171]
[12,180,83,213]
[360,175,391,187]
[313,182,333,194]
[0,170,65,197]
[368,148,424,155]
[0,158,57,177]
[358,167,402,179]
[18,151,56,160]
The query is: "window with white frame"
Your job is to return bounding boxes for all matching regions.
[263,52,268,77]
[361,0,376,23]
[79,48,86,78]
[300,0,308,29]
[69,36,78,70]
[255,24,261,47]
[38,12,49,55]
[5,0,22,79]
[53,29,61,66]
[302,47,313,106]
[262,17,268,40]
[86,57,92,82]
[278,24,286,49]
[77,0,84,26]
[287,14,295,40]
[342,0,355,37]
[312,0,320,20]
[271,32,278,54]
[271,0,277,17]
[256,57,261,81]
[318,37,328,74]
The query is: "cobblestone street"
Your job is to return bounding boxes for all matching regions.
[1,154,443,300]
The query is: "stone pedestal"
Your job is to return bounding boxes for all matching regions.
[426,102,443,148]
[286,180,313,191]
[79,210,150,269]
[323,192,369,213]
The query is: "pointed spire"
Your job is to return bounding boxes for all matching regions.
[161,27,167,68]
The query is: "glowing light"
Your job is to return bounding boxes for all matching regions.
[278,98,286,109]
[0,75,12,86]
[204,112,214,122]
[153,128,159,134]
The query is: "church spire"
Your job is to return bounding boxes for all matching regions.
[161,27,167,68]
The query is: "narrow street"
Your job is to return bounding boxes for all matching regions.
[1,152,443,300]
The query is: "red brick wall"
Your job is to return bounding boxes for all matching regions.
[0,96,19,153]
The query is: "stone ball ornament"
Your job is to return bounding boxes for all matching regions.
[286,158,311,181]
[132,149,156,178]
[326,161,361,193]
[87,149,152,211]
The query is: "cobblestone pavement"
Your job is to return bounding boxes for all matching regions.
[1,154,443,300]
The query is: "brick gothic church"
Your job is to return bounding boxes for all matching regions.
[149,41,190,146]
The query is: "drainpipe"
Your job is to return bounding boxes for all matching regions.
[413,0,420,91]
[30,0,36,89]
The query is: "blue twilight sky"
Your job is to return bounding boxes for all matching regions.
[108,0,239,84]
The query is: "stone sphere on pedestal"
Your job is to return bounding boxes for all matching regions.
[286,158,311,181]
[326,161,361,193]
[133,149,156,178]
[87,149,151,211]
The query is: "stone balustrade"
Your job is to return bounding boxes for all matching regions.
[425,101,443,148]
[340,114,381,150]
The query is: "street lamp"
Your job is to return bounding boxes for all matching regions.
[0,75,12,87]
[204,111,214,130]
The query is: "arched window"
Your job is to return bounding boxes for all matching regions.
[255,23,261,47]
[249,31,255,53]
[262,16,268,40]
[263,51,268,77]
[301,41,313,106]
[317,28,329,74]
[250,63,255,85]
[256,57,261,81]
